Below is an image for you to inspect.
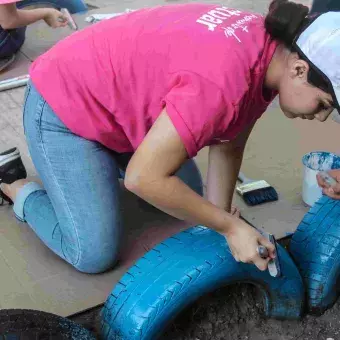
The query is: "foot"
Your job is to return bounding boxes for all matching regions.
[0,147,27,204]
[0,54,16,72]
[1,179,32,203]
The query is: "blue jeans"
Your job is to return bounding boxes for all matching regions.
[15,81,203,274]
[0,0,88,58]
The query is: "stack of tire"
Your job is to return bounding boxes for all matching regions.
[99,196,340,339]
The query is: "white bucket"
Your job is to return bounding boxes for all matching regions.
[302,151,340,207]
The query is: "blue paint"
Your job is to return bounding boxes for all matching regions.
[302,151,340,171]
[290,195,340,314]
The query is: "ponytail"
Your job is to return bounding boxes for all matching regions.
[265,0,309,48]
[265,1,332,95]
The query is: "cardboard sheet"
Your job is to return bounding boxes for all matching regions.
[0,187,190,316]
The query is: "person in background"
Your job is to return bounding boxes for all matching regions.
[0,0,87,69]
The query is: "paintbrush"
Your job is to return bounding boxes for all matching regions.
[236,172,278,206]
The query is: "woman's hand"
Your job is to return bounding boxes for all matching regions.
[227,206,274,272]
[317,170,340,200]
[224,217,276,271]
[0,4,68,30]
[44,8,68,28]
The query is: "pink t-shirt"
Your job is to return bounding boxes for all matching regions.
[30,3,278,158]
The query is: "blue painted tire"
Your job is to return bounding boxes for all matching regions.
[290,195,340,315]
[101,226,304,340]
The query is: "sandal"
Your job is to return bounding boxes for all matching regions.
[0,147,27,205]
[0,54,16,73]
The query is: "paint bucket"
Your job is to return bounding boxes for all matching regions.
[302,151,340,206]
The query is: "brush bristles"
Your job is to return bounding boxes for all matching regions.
[242,187,278,206]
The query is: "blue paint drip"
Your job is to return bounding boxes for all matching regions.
[302,151,340,171]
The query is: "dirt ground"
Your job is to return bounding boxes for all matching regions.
[161,284,340,340]
[71,283,340,340]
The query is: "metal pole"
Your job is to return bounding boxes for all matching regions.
[0,74,29,92]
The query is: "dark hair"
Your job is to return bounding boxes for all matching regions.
[265,0,332,94]
[265,0,309,48]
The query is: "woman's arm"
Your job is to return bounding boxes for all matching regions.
[0,3,67,30]
[125,111,275,270]
[207,122,255,211]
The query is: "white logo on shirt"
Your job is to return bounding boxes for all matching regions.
[222,14,258,42]
[196,7,242,31]
[196,7,259,42]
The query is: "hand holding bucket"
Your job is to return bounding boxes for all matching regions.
[302,151,340,206]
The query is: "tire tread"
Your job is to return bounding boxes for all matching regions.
[102,226,304,339]
[290,195,340,313]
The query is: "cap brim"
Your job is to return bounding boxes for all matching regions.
[330,87,340,121]
[293,13,340,115]
[334,87,340,113]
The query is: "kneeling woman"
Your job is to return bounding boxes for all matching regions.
[1,0,338,273]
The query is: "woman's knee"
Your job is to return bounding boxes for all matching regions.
[71,244,120,274]
[61,218,122,274]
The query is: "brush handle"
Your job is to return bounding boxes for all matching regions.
[238,172,252,184]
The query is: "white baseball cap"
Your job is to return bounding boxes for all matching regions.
[294,11,340,115]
